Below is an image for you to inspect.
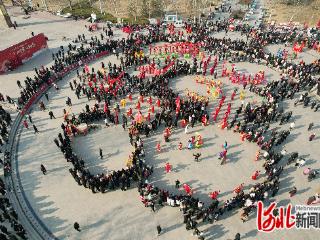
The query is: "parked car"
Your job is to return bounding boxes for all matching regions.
[174,20,184,28]
[56,10,72,18]
[63,13,72,18]
[149,18,159,25]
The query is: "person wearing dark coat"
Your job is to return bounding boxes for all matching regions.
[33,124,39,134]
[234,233,241,240]
[99,148,103,159]
[74,222,81,231]
[40,164,47,175]
[157,225,162,235]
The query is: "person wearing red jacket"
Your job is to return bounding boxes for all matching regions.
[251,170,260,180]
[209,190,220,200]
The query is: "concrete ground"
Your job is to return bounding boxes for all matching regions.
[1,2,320,240]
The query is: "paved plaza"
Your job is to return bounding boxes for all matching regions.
[0,1,320,240]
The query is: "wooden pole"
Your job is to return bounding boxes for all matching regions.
[0,0,14,27]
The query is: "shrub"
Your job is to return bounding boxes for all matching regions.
[61,1,117,22]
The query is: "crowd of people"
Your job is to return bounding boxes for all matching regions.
[48,45,318,239]
[0,106,27,239]
[0,106,12,151]
[54,113,153,193]
[0,177,27,240]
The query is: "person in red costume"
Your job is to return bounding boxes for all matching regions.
[156,142,161,152]
[209,190,220,200]
[136,101,141,110]
[165,162,171,173]
[251,170,260,180]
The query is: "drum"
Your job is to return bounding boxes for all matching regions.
[77,123,88,135]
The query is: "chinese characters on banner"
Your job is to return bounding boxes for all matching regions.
[0,33,48,73]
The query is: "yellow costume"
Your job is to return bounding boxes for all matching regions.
[126,156,133,168]
[240,90,245,101]
[120,99,126,108]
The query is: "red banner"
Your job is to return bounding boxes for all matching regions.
[0,33,48,73]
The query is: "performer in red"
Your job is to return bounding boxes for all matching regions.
[181,119,187,128]
[146,112,151,122]
[128,93,133,101]
[209,190,220,200]
[156,142,161,152]
[127,107,133,116]
[241,74,246,84]
[66,125,71,135]
[201,115,208,126]
[213,107,220,122]
[221,68,227,77]
[164,127,171,137]
[240,132,247,141]
[164,127,171,142]
[233,183,244,194]
[183,184,192,195]
[136,101,141,110]
[251,170,260,180]
[139,95,144,103]
[165,162,172,173]
[178,142,183,150]
[231,90,236,101]
[221,118,228,129]
[147,96,152,105]
[103,102,108,113]
[23,120,29,129]
[226,103,231,115]
[156,99,161,107]
[210,65,215,75]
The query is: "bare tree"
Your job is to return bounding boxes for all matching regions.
[68,0,73,10]
[150,0,163,18]
[128,0,138,21]
[140,0,149,18]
